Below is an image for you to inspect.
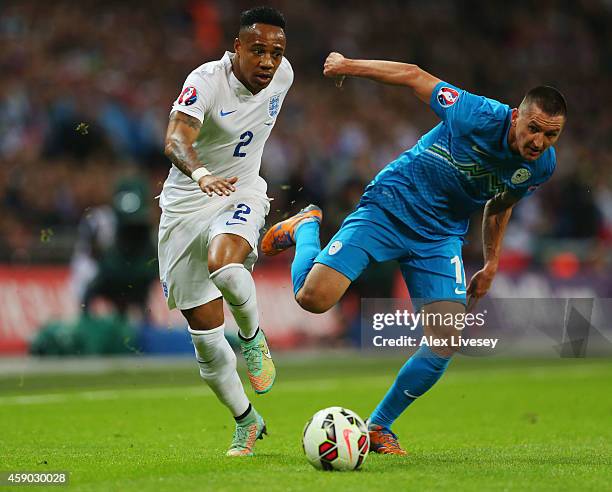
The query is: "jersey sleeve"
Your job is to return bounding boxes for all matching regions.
[170,70,214,123]
[430,81,505,136]
[277,57,294,91]
[507,149,557,199]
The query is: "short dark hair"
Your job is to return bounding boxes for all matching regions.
[520,86,567,118]
[240,6,286,31]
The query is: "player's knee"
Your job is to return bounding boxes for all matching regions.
[207,253,228,274]
[296,286,333,314]
[208,234,252,274]
[209,252,244,274]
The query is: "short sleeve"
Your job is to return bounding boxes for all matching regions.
[430,81,505,136]
[276,57,294,91]
[170,71,214,123]
[284,58,295,88]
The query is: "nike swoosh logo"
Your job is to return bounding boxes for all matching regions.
[343,428,353,462]
[220,109,237,117]
[472,144,491,158]
[455,288,466,295]
[225,221,245,226]
[264,122,274,126]
[263,348,272,359]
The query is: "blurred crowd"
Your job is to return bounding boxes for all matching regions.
[1,0,611,269]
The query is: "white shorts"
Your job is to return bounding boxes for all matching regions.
[158,193,270,310]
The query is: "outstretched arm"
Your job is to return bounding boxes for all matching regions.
[323,52,441,104]
[164,111,237,197]
[467,191,522,304]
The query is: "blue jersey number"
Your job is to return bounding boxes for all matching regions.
[233,131,253,157]
[232,203,251,222]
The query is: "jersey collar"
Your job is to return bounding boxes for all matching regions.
[501,109,513,157]
[223,51,266,100]
[502,108,525,164]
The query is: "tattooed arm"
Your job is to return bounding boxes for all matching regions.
[164,111,237,196]
[466,191,521,306]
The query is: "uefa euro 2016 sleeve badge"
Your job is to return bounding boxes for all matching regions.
[178,86,198,106]
[437,86,459,107]
[268,94,280,117]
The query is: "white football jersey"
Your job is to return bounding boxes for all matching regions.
[160,51,294,215]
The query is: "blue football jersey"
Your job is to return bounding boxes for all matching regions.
[360,81,556,240]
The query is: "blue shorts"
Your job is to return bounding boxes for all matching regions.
[315,203,466,307]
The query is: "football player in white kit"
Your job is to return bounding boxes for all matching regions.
[158,7,293,456]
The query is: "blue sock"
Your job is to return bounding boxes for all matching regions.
[290,221,321,296]
[369,345,452,430]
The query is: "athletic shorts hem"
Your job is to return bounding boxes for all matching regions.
[208,229,258,251]
[314,257,360,282]
[418,297,467,307]
[172,294,223,312]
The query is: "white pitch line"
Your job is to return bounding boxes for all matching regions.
[0,378,343,406]
[0,386,204,406]
[1,364,604,407]
[1,393,68,405]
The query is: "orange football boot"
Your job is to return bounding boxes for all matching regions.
[368,424,408,455]
[261,204,322,256]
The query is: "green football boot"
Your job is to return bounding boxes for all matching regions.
[239,329,276,394]
[226,408,267,457]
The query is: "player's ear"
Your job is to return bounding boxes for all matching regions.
[233,37,241,54]
[510,108,518,126]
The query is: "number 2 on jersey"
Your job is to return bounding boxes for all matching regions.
[233,131,253,157]
[232,203,251,222]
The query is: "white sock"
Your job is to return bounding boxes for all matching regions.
[189,324,250,417]
[210,263,259,339]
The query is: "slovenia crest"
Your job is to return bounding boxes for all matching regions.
[268,94,280,117]
[511,168,532,185]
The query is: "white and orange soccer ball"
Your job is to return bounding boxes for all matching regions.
[302,406,370,471]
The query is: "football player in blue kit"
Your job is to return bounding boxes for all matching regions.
[262,52,566,454]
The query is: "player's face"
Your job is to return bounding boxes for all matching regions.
[234,24,286,94]
[511,105,565,161]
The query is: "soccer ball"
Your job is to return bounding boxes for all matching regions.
[302,406,370,471]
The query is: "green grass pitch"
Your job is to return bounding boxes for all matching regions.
[1,355,611,491]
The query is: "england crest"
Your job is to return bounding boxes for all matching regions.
[268,94,280,117]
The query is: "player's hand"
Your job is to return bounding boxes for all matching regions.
[466,267,496,310]
[198,175,238,197]
[323,52,347,88]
